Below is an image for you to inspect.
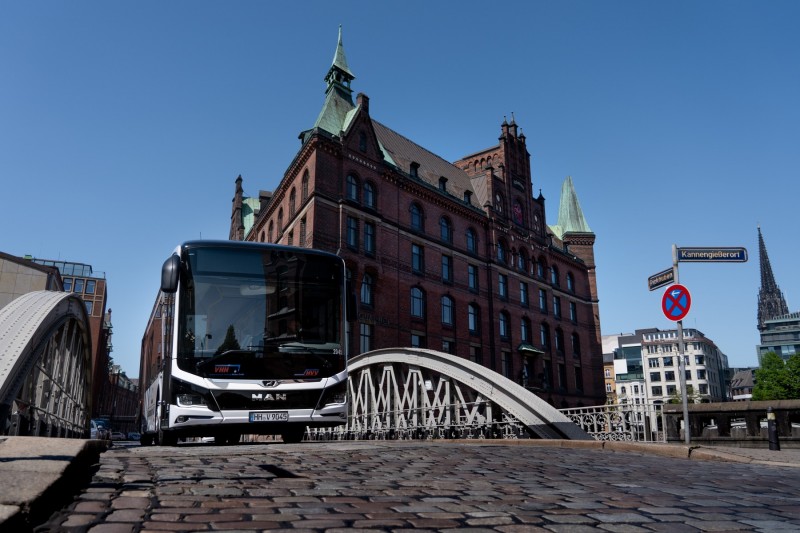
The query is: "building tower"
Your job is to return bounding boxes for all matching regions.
[756,226,789,331]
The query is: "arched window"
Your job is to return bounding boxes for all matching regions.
[567,272,575,293]
[441,295,454,326]
[494,192,504,214]
[551,265,560,287]
[277,209,284,233]
[411,287,425,318]
[299,218,306,247]
[346,175,359,202]
[517,249,528,272]
[363,182,375,209]
[259,231,265,243]
[302,170,309,202]
[540,323,550,348]
[439,216,453,243]
[497,239,508,265]
[521,317,531,343]
[468,303,480,334]
[361,273,373,307]
[466,228,477,253]
[410,203,424,231]
[267,221,274,243]
[555,328,565,353]
[537,258,546,279]
[571,332,581,356]
[499,311,510,339]
[289,188,296,217]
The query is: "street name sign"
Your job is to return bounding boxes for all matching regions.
[662,284,691,321]
[648,268,675,291]
[677,247,748,263]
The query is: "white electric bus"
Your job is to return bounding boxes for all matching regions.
[139,241,350,446]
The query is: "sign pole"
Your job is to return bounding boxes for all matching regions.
[672,244,690,445]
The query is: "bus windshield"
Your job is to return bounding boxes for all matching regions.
[176,245,345,380]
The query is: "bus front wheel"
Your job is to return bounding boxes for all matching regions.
[281,427,305,444]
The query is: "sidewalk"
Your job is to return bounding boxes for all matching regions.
[1,436,796,531]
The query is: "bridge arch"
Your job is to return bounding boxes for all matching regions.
[0,291,93,437]
[342,347,591,440]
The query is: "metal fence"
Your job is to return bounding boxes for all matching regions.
[561,402,667,442]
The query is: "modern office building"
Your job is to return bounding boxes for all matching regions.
[228,29,605,407]
[641,328,730,403]
[757,312,800,363]
[0,251,63,308]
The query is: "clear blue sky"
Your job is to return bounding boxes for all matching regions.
[2,2,798,377]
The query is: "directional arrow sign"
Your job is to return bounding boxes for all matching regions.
[677,247,748,262]
[662,284,691,321]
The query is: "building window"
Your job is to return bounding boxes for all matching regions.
[441,295,454,326]
[550,266,560,287]
[606,383,613,393]
[652,386,663,396]
[410,287,425,318]
[85,300,93,315]
[553,296,561,318]
[364,182,375,209]
[539,289,548,313]
[566,272,575,292]
[302,170,309,202]
[359,131,367,152]
[571,333,581,356]
[289,188,296,216]
[695,355,705,365]
[277,209,284,233]
[299,218,307,247]
[468,264,478,292]
[697,369,706,380]
[410,203,423,231]
[364,222,375,256]
[520,282,529,307]
[442,339,455,354]
[569,302,577,322]
[346,216,359,250]
[468,303,480,334]
[663,357,674,366]
[361,273,373,307]
[605,368,611,378]
[410,333,425,348]
[540,323,550,348]
[441,255,453,283]
[268,221,274,243]
[499,311,510,340]
[63,278,73,292]
[555,328,565,354]
[464,191,472,204]
[650,372,661,382]
[411,243,424,274]
[347,175,359,202]
[440,216,453,243]
[666,385,677,395]
[439,176,448,192]
[360,323,372,352]
[501,351,511,378]
[664,371,675,382]
[699,384,709,395]
[648,358,661,368]
[517,250,528,272]
[410,162,420,178]
[496,240,507,264]
[498,273,508,300]
[85,280,96,294]
[469,345,480,363]
[521,317,531,343]
[536,260,545,279]
[287,230,294,246]
[466,228,477,253]
[74,279,85,293]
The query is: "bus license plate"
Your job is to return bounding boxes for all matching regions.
[249,411,289,423]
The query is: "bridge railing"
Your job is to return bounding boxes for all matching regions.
[560,402,667,442]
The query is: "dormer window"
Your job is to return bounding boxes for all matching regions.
[439,176,448,192]
[464,191,472,204]
[410,162,420,179]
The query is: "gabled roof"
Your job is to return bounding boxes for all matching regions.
[372,121,477,208]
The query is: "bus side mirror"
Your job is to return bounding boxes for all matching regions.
[346,281,357,322]
[161,254,180,293]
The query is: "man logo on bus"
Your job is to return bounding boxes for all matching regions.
[251,393,287,401]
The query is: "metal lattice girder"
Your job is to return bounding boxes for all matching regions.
[348,347,592,440]
[0,291,92,437]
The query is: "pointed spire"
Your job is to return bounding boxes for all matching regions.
[311,26,357,137]
[331,25,354,79]
[555,176,592,238]
[757,226,789,330]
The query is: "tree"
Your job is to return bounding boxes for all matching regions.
[785,353,800,399]
[667,385,701,404]
[752,351,791,401]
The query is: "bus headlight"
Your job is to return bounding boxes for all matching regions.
[171,378,212,408]
[177,394,206,407]
[317,379,348,407]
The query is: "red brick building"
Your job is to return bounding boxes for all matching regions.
[230,29,604,407]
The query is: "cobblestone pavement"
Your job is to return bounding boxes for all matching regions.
[38,440,800,532]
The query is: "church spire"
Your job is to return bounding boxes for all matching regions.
[310,26,357,138]
[757,225,789,330]
[324,25,355,100]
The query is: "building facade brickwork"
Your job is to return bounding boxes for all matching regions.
[229,30,605,407]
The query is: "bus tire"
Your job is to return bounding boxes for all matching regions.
[159,429,178,447]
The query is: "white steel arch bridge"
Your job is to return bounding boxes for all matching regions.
[0,291,93,438]
[309,347,592,441]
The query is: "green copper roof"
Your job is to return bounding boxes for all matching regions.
[331,25,353,78]
[552,176,592,239]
